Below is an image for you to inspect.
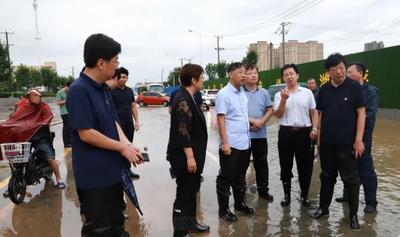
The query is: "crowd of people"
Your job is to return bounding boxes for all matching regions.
[0,33,380,237]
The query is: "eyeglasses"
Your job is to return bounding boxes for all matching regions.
[329,66,346,73]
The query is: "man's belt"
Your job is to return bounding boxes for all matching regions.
[279,125,311,132]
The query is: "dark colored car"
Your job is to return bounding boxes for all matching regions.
[136,91,170,107]
[267,82,308,102]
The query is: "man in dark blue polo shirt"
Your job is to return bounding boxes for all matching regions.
[311,53,366,229]
[67,33,143,237]
[334,62,379,214]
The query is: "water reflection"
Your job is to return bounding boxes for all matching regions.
[3,182,62,237]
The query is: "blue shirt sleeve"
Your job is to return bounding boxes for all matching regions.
[216,92,230,115]
[67,85,94,130]
[263,89,273,108]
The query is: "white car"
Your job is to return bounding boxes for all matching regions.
[202,89,219,106]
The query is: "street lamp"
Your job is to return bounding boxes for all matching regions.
[188,29,202,66]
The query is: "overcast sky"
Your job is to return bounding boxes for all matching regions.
[1,0,399,87]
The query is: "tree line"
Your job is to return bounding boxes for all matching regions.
[0,41,72,96]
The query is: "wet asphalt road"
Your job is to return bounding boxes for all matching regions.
[0,106,399,237]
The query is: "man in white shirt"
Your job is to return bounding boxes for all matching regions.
[274,63,318,207]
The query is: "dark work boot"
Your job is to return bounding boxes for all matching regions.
[280,181,291,207]
[233,188,254,215]
[335,188,348,203]
[173,208,189,237]
[188,201,209,233]
[312,177,335,218]
[218,193,237,222]
[347,185,360,229]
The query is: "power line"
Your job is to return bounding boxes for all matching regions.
[222,0,324,37]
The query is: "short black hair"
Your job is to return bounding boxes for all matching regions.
[324,53,346,70]
[281,63,299,77]
[84,33,121,68]
[112,68,119,79]
[64,81,72,87]
[227,62,244,73]
[179,63,204,87]
[348,62,367,77]
[245,64,259,72]
[116,67,129,79]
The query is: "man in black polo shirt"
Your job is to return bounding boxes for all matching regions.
[311,53,366,229]
[67,34,143,236]
[111,67,140,179]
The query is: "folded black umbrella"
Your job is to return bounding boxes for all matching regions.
[122,167,143,215]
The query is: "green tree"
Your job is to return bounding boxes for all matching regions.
[242,50,258,66]
[41,67,58,92]
[0,41,12,91]
[167,67,181,86]
[216,61,227,79]
[14,65,32,91]
[205,63,217,80]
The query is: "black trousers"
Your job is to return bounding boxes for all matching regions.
[61,114,72,147]
[119,116,135,170]
[319,143,361,214]
[77,182,128,237]
[359,129,378,206]
[216,148,251,210]
[173,170,201,236]
[278,127,313,198]
[250,138,270,195]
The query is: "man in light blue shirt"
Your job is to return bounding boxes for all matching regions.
[243,65,274,202]
[216,62,253,223]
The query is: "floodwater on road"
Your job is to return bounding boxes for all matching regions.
[0,106,399,236]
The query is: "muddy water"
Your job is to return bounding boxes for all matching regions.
[0,107,399,236]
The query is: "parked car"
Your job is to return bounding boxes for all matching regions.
[267,82,308,102]
[202,89,219,106]
[136,91,170,107]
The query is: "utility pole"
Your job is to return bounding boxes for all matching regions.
[275,22,291,66]
[0,30,14,91]
[214,35,225,64]
[269,42,273,70]
[71,66,75,78]
[179,58,191,67]
[161,67,164,83]
[188,29,202,66]
[33,0,42,67]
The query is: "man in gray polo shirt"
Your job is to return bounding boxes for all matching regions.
[243,65,274,201]
[216,62,254,223]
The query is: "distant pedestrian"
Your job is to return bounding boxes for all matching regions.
[56,81,72,148]
[307,78,319,102]
[215,62,254,223]
[311,53,365,229]
[111,67,140,179]
[274,64,318,208]
[167,63,209,237]
[334,62,379,214]
[67,33,143,237]
[243,65,274,201]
